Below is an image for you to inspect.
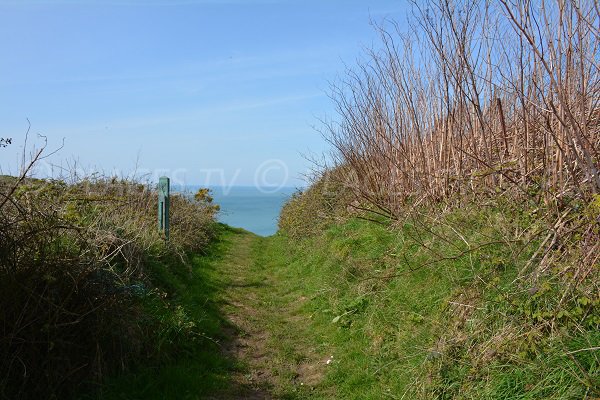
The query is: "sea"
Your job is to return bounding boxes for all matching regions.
[175,186,298,236]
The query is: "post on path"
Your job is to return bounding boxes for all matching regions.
[158,176,170,240]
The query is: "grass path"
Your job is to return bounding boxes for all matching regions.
[100,219,599,400]
[208,228,325,399]
[98,222,459,400]
[99,225,325,399]
[208,228,278,399]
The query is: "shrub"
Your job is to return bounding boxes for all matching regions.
[278,169,352,239]
[0,175,217,399]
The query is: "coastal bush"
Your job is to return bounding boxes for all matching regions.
[278,169,352,239]
[0,172,217,399]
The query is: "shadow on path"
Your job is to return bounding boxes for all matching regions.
[93,225,275,400]
[205,228,275,400]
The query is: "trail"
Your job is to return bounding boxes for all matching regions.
[206,229,324,399]
[207,231,274,399]
[99,226,326,400]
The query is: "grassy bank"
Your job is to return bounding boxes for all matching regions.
[272,194,599,399]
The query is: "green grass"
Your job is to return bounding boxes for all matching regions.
[254,219,459,399]
[259,209,597,398]
[94,207,598,399]
[94,224,245,399]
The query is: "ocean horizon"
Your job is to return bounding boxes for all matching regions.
[175,185,298,236]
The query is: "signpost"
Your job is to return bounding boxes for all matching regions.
[158,176,170,240]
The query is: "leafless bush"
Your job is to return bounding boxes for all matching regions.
[322,0,599,285]
[327,0,598,209]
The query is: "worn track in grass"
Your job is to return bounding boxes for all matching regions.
[207,229,323,399]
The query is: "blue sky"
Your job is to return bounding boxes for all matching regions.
[0,0,409,187]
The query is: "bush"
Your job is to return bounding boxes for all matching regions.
[0,176,217,399]
[278,170,352,239]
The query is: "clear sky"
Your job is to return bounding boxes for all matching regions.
[0,0,409,188]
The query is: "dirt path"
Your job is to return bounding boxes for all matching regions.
[207,232,274,399]
[206,230,325,400]
[96,227,326,400]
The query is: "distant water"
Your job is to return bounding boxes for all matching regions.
[176,186,297,236]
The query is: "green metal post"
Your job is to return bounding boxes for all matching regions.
[158,176,170,240]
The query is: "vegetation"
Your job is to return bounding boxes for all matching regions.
[278,169,352,239]
[1,0,598,399]
[93,200,598,399]
[325,0,599,210]
[0,157,218,399]
[275,185,599,399]
[275,0,599,397]
[94,225,256,400]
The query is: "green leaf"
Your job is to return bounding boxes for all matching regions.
[578,297,590,306]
